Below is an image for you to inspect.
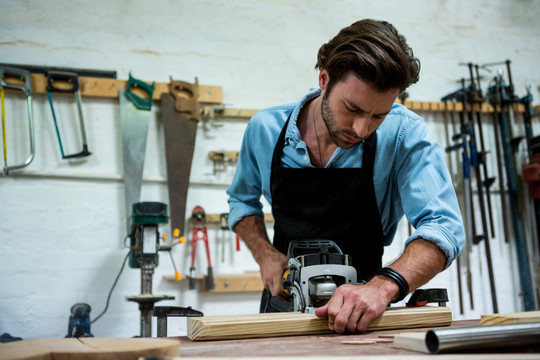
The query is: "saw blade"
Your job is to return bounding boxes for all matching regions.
[119,88,151,231]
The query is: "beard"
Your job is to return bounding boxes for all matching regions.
[320,92,364,149]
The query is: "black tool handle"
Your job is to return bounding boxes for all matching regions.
[46,70,79,93]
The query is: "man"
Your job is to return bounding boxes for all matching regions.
[226,19,465,334]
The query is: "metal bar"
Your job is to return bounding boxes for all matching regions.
[0,63,117,79]
[426,322,540,353]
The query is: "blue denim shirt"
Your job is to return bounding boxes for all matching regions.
[227,89,465,268]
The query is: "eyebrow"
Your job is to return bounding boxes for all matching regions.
[344,100,391,117]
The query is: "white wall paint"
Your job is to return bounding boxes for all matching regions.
[1,0,539,339]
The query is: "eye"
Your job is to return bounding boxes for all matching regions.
[344,105,356,113]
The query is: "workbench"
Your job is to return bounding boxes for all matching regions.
[173,320,540,359]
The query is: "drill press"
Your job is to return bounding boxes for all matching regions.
[126,202,175,337]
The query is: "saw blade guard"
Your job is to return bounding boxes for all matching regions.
[284,240,357,313]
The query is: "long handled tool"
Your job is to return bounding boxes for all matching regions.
[119,74,155,231]
[189,206,215,290]
[487,73,535,311]
[467,63,496,238]
[161,77,200,240]
[446,140,474,311]
[0,67,35,174]
[442,100,465,314]
[456,77,498,313]
[46,71,91,159]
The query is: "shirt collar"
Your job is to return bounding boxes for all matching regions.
[285,88,321,146]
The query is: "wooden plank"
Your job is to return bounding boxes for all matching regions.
[205,212,274,224]
[163,272,263,292]
[216,101,528,120]
[22,73,223,103]
[0,338,179,360]
[209,272,263,293]
[481,310,540,325]
[187,306,452,341]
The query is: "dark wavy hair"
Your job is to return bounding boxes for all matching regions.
[316,19,420,93]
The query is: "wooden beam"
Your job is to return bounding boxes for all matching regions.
[187,306,452,341]
[163,272,264,293]
[210,100,528,119]
[481,310,540,325]
[5,74,223,104]
[204,212,274,224]
[209,272,263,293]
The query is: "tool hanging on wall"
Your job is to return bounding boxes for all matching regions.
[125,202,175,337]
[46,71,91,159]
[219,213,230,263]
[459,74,499,314]
[218,213,241,263]
[119,73,155,231]
[161,77,200,241]
[189,206,215,290]
[0,66,35,174]
[441,97,465,314]
[445,138,474,312]
[465,63,497,238]
[487,67,535,311]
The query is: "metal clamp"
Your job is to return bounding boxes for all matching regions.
[153,306,203,337]
[0,66,35,174]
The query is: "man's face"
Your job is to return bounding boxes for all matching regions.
[320,71,400,149]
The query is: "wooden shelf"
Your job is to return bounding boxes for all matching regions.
[5,73,223,104]
[163,272,263,293]
[204,212,274,224]
[213,100,529,119]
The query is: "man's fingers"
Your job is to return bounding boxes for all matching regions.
[314,304,328,318]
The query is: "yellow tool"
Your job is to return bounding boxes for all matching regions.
[0,66,35,174]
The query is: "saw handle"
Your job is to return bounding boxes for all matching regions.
[125,73,155,111]
[46,71,79,93]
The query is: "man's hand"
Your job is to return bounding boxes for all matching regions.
[314,276,397,333]
[315,238,447,334]
[258,249,288,296]
[232,215,288,296]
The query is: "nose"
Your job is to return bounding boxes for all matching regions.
[352,115,370,139]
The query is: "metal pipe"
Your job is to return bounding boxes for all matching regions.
[426,323,540,353]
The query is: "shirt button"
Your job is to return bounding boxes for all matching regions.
[304,156,308,161]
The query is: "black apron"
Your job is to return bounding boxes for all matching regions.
[261,112,385,312]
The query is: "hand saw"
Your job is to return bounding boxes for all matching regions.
[46,71,91,159]
[0,66,35,174]
[161,77,200,240]
[119,74,155,231]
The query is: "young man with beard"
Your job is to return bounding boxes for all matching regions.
[226,19,464,334]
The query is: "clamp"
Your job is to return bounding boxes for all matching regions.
[406,288,449,307]
[153,306,203,337]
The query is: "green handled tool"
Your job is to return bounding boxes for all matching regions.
[119,74,155,231]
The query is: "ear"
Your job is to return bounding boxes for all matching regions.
[318,69,330,91]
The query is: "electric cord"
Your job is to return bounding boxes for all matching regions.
[91,250,131,324]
